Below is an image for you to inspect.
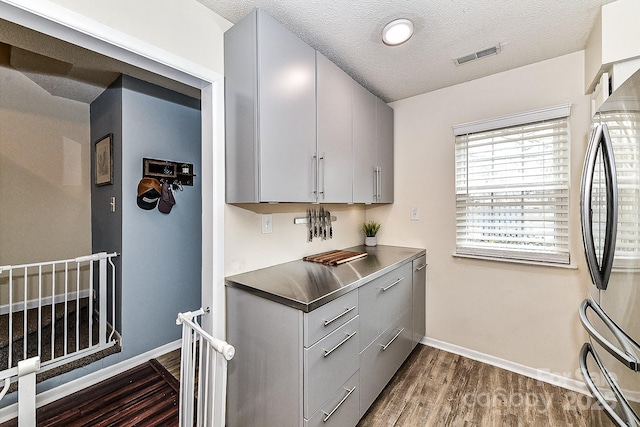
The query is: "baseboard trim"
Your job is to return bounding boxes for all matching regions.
[420,337,590,396]
[0,339,181,423]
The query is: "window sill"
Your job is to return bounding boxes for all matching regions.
[452,253,578,269]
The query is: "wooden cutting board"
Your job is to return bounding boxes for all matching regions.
[303,250,367,266]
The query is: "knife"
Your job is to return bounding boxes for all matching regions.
[327,210,332,239]
[307,209,313,242]
[313,209,318,238]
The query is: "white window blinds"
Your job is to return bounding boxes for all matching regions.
[454,107,571,264]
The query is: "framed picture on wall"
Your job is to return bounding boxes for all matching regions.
[95,134,113,186]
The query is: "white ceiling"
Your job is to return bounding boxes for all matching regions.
[198,0,614,102]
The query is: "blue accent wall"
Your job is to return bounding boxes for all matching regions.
[34,75,201,394]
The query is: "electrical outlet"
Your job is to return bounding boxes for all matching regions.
[262,214,273,234]
[410,207,419,221]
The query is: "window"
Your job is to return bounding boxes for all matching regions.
[453,105,571,264]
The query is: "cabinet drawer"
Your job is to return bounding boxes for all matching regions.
[358,262,412,351]
[304,290,358,347]
[304,315,359,418]
[359,310,412,417]
[304,371,359,427]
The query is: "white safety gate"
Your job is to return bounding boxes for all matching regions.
[0,252,119,420]
[176,309,235,427]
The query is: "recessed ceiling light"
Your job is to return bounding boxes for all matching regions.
[382,18,414,46]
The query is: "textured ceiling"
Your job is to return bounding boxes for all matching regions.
[198,0,615,102]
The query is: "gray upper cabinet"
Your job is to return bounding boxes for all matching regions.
[376,99,394,203]
[316,52,353,203]
[225,8,393,204]
[353,83,394,204]
[352,82,377,204]
[225,9,316,203]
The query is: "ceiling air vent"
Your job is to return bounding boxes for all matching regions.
[454,44,502,66]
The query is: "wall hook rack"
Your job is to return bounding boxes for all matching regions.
[143,158,196,186]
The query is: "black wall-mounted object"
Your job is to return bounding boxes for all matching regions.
[143,158,195,186]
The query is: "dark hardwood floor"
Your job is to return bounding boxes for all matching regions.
[358,345,615,427]
[0,359,179,427]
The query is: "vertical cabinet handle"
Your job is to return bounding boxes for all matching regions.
[377,167,382,200]
[322,386,356,422]
[319,153,325,199]
[312,154,319,198]
[372,168,378,202]
[580,124,618,290]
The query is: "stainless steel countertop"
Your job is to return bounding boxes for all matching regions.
[225,245,426,312]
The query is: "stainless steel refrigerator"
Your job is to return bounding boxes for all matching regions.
[580,68,640,426]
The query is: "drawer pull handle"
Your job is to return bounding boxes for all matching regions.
[415,263,427,271]
[322,386,356,422]
[381,277,404,292]
[381,328,404,351]
[323,306,357,327]
[323,331,357,358]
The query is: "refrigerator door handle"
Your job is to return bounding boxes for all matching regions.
[580,124,618,290]
[580,342,640,427]
[579,298,640,371]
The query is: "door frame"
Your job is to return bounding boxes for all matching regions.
[0,0,226,338]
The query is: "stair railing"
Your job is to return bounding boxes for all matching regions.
[0,252,119,384]
[176,308,235,427]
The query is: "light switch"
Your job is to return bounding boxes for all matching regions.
[262,214,273,234]
[410,207,419,221]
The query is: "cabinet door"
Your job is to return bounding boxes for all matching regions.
[359,310,412,417]
[376,99,394,203]
[257,9,316,202]
[316,52,353,203]
[412,255,427,348]
[352,82,377,203]
[358,262,412,351]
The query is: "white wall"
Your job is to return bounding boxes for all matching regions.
[0,64,91,266]
[367,51,592,380]
[48,0,231,76]
[225,204,366,276]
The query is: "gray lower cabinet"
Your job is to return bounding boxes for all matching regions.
[227,258,423,427]
[358,262,412,350]
[359,310,412,417]
[412,255,427,347]
[304,315,359,418]
[305,372,360,427]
